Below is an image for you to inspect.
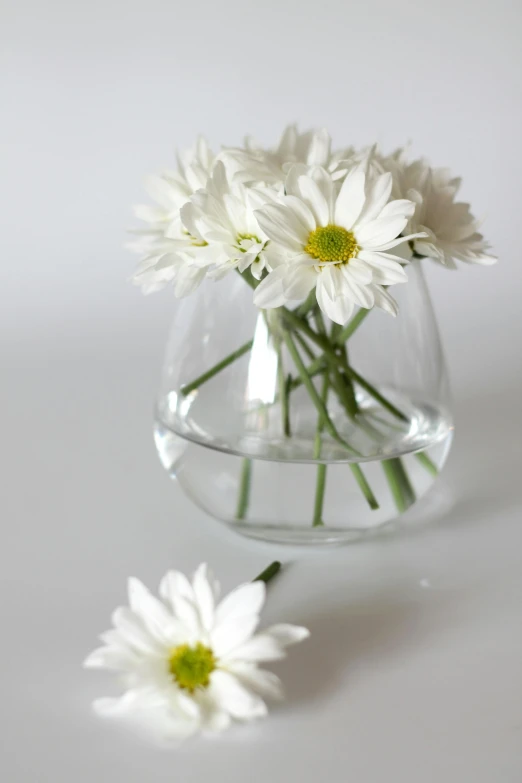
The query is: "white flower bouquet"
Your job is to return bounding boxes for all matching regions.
[131,126,496,538]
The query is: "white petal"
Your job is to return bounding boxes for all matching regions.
[356,216,407,248]
[215,581,266,625]
[226,662,284,701]
[355,172,392,225]
[255,205,307,249]
[92,691,141,718]
[334,170,366,229]
[253,266,289,309]
[224,633,285,663]
[127,578,179,643]
[283,264,317,300]
[307,128,331,166]
[111,608,163,655]
[263,624,310,647]
[192,564,216,632]
[339,267,375,309]
[159,570,194,610]
[84,646,137,670]
[316,272,355,325]
[211,615,260,657]
[357,250,408,284]
[282,195,316,234]
[377,198,416,220]
[371,285,399,316]
[209,671,268,719]
[298,176,329,226]
[374,231,428,251]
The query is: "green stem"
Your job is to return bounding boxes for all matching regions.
[276,343,291,437]
[282,309,408,422]
[295,290,317,318]
[282,328,361,458]
[293,330,317,362]
[312,373,329,527]
[349,463,380,510]
[253,561,281,584]
[381,457,416,512]
[335,308,370,344]
[181,339,253,396]
[338,343,359,416]
[235,458,252,520]
[415,451,439,477]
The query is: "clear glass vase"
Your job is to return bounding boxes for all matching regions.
[154,260,453,544]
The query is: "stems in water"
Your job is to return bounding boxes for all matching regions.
[282,329,360,457]
[181,339,253,396]
[235,458,252,520]
[381,457,416,512]
[312,373,329,527]
[276,342,291,436]
[335,308,370,344]
[415,451,439,477]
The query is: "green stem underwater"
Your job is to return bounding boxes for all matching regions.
[235,458,253,520]
[181,339,253,396]
[312,373,329,527]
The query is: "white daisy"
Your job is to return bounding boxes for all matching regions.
[84,564,309,740]
[391,156,497,268]
[181,161,276,280]
[253,165,425,324]
[225,124,353,186]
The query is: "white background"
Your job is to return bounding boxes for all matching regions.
[2,1,522,780]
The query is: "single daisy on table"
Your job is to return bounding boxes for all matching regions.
[253,165,426,324]
[84,563,309,742]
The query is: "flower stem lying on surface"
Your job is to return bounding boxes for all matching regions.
[236,457,252,520]
[381,457,416,512]
[312,373,329,527]
[181,339,253,396]
[253,561,281,584]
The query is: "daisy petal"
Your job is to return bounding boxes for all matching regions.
[355,172,392,225]
[192,564,216,632]
[209,671,268,719]
[127,578,178,641]
[215,581,266,625]
[283,265,317,300]
[159,570,194,610]
[224,633,285,663]
[356,216,408,248]
[264,624,310,647]
[334,170,366,228]
[253,267,288,309]
[226,662,284,700]
[211,614,260,657]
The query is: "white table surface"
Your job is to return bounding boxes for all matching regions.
[2,319,521,782]
[2,0,522,778]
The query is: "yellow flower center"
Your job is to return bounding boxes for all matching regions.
[168,642,216,692]
[237,233,261,252]
[305,225,359,264]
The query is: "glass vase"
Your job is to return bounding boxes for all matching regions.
[154,260,453,544]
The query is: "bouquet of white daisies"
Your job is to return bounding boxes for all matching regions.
[130,125,496,518]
